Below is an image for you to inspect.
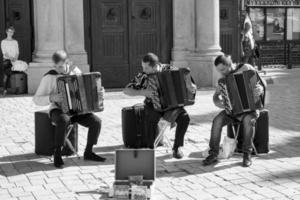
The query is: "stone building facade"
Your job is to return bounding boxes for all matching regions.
[0,0,222,93]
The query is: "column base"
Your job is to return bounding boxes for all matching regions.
[28,62,90,94]
[171,49,190,67]
[187,52,223,88]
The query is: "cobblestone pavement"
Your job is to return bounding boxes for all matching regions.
[0,68,299,200]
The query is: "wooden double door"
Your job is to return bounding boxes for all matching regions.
[89,0,172,88]
[0,0,32,86]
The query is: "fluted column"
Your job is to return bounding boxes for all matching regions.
[28,0,89,94]
[188,0,222,87]
[171,0,195,67]
[63,0,88,66]
[32,0,64,63]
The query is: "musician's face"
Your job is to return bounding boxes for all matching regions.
[216,64,231,76]
[55,61,68,74]
[142,61,155,74]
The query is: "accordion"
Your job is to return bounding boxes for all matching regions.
[147,67,196,111]
[57,72,104,115]
[218,70,265,116]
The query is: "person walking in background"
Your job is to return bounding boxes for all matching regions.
[1,26,19,96]
[241,22,255,67]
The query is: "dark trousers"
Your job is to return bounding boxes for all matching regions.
[3,59,12,90]
[50,109,101,148]
[209,110,257,155]
[145,105,190,149]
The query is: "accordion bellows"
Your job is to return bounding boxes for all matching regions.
[219,70,264,116]
[57,72,104,115]
[148,68,196,111]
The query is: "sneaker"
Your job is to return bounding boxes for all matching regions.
[242,153,252,167]
[202,154,218,166]
[173,147,184,159]
[84,151,106,162]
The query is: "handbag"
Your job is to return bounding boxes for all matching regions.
[12,60,28,72]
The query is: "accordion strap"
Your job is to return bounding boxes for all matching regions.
[231,63,244,74]
[44,69,59,76]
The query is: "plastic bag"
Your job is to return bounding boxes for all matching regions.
[218,136,237,159]
[12,60,28,72]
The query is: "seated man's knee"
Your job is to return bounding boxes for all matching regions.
[243,115,256,127]
[90,115,102,128]
[212,114,224,126]
[180,113,190,124]
[56,115,71,126]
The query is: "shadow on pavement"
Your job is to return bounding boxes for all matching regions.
[0,151,115,177]
[189,111,219,126]
[93,145,124,153]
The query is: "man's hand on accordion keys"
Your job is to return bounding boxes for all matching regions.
[214,99,225,109]
[141,88,156,98]
[254,84,264,97]
[49,93,63,103]
[97,86,105,100]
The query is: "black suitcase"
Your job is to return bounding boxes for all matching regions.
[227,109,269,154]
[35,110,78,156]
[122,104,149,148]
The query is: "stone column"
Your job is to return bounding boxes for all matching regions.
[171,0,195,67]
[63,0,89,71]
[28,0,64,93]
[28,0,89,94]
[188,0,222,87]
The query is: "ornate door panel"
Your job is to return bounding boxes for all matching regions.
[129,0,160,78]
[91,0,129,88]
[89,0,171,88]
[220,0,239,61]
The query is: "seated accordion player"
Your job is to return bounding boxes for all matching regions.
[57,72,104,115]
[147,67,196,111]
[218,70,265,116]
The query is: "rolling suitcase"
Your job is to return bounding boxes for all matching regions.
[35,110,78,156]
[122,104,148,148]
[227,109,269,154]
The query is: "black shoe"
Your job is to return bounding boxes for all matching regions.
[173,147,184,159]
[242,153,252,167]
[202,154,218,166]
[54,149,64,168]
[84,151,106,162]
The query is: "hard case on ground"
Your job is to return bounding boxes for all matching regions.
[122,104,148,148]
[227,109,269,154]
[35,110,78,156]
[114,149,155,199]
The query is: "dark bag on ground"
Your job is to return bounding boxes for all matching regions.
[8,72,28,94]
[227,109,269,154]
[122,104,150,148]
[35,110,78,156]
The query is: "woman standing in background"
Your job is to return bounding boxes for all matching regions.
[241,22,256,67]
[1,26,19,96]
